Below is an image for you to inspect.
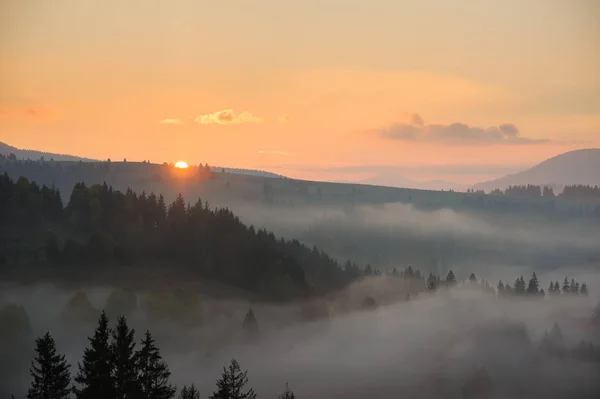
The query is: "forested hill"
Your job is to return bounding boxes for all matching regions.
[0,174,365,300]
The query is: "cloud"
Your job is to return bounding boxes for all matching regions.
[194,109,262,125]
[278,115,291,124]
[159,118,185,125]
[379,114,550,145]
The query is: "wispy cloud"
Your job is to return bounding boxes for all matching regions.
[278,115,291,124]
[194,109,262,125]
[258,150,292,156]
[378,114,550,145]
[159,118,185,125]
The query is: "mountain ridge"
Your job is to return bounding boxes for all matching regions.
[472,148,600,191]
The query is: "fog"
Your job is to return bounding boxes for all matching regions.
[2,276,599,398]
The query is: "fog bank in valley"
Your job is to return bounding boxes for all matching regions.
[2,277,599,398]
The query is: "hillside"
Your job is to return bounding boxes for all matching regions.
[473,149,600,192]
[0,141,98,162]
[0,174,362,300]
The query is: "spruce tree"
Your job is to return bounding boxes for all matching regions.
[74,311,115,399]
[562,277,570,294]
[445,270,456,287]
[178,384,200,399]
[27,332,71,399]
[278,383,295,399]
[137,330,176,399]
[209,358,256,399]
[242,308,259,341]
[526,273,539,295]
[580,283,589,296]
[111,316,140,399]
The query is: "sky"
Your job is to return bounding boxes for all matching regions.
[1,0,599,185]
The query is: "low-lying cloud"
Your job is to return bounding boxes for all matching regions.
[195,109,262,125]
[378,114,550,145]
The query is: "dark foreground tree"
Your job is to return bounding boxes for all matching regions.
[278,383,296,399]
[74,311,115,399]
[209,358,256,399]
[111,316,140,398]
[27,332,71,399]
[137,330,176,399]
[178,385,200,399]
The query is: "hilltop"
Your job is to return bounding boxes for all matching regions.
[473,149,600,192]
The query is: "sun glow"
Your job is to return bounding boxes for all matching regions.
[174,161,189,169]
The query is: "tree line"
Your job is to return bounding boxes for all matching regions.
[0,174,369,300]
[483,184,600,199]
[23,311,295,399]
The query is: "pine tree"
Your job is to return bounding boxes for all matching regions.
[75,311,115,399]
[526,273,539,295]
[137,330,176,399]
[562,277,570,294]
[468,273,477,283]
[209,358,256,399]
[178,385,200,399]
[445,270,456,287]
[514,276,526,295]
[571,279,578,295]
[278,383,295,399]
[27,332,71,399]
[242,308,259,340]
[580,283,589,296]
[553,281,560,293]
[111,316,140,399]
[497,281,505,297]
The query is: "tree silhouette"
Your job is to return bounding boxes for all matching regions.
[111,316,140,398]
[209,358,256,399]
[445,270,457,287]
[278,383,296,399]
[178,385,200,399]
[242,308,259,341]
[74,311,115,399]
[137,330,176,399]
[27,332,71,399]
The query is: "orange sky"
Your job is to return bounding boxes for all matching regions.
[1,0,599,184]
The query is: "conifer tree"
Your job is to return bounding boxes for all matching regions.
[74,311,115,399]
[497,281,505,297]
[445,270,456,287]
[468,273,477,283]
[278,383,296,399]
[562,277,570,294]
[209,358,256,399]
[580,283,589,296]
[178,385,200,399]
[571,279,578,295]
[27,332,71,399]
[242,308,259,340]
[526,273,539,295]
[111,316,140,399]
[514,276,526,295]
[137,330,176,399]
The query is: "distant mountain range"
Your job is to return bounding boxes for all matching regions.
[472,149,600,191]
[0,141,98,162]
[0,141,285,179]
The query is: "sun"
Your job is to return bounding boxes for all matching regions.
[174,160,189,169]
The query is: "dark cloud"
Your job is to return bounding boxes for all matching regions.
[378,115,550,145]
